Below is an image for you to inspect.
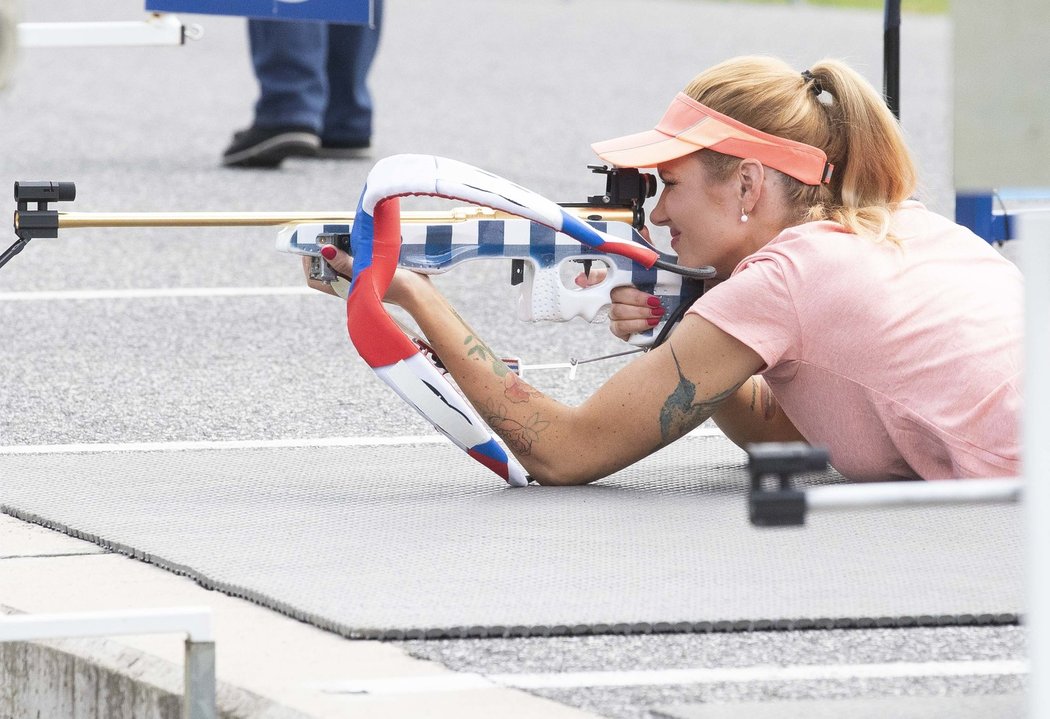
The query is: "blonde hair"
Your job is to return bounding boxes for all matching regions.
[682,56,917,242]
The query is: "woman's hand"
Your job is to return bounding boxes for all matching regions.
[302,246,434,308]
[574,268,665,342]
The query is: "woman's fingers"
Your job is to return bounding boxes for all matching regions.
[608,285,664,341]
[320,245,354,276]
[302,247,354,297]
[573,266,609,288]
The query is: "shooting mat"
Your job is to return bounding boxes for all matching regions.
[0,434,1022,639]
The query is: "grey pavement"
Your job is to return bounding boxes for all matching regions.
[0,2,1024,719]
[0,0,952,445]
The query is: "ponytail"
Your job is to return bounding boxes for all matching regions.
[683,56,917,242]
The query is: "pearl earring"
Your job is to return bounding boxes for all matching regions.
[740,210,749,223]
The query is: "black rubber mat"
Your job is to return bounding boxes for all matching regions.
[0,435,1022,639]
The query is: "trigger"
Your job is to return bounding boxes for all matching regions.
[582,259,593,279]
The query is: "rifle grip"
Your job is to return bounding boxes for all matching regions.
[514,260,674,347]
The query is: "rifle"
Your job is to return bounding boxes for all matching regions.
[7,166,711,346]
[8,156,714,485]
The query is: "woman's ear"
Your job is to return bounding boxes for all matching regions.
[738,158,765,212]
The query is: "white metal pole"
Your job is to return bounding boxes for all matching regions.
[1021,210,1050,719]
[17,15,190,48]
[0,606,214,642]
[805,478,1022,511]
[0,607,215,719]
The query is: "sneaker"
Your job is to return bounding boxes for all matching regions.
[316,139,372,160]
[222,126,320,168]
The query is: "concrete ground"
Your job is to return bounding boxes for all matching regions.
[0,1,1028,718]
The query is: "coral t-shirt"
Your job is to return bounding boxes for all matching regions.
[688,202,1023,481]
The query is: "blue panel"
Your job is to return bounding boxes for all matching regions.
[477,221,506,256]
[955,192,1006,243]
[631,266,658,294]
[145,0,374,25]
[425,224,453,261]
[529,223,557,266]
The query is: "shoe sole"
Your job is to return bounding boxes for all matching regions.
[222,132,321,168]
[314,145,372,160]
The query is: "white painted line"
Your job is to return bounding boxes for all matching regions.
[0,436,451,455]
[313,659,1028,695]
[0,427,724,456]
[0,286,314,302]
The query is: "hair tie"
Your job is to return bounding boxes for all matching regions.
[801,70,823,96]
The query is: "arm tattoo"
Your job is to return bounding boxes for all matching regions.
[659,345,738,446]
[481,400,550,456]
[464,333,543,402]
[749,377,779,422]
[758,378,778,421]
[461,331,548,451]
[464,334,510,377]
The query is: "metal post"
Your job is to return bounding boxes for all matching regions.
[1021,210,1050,719]
[882,0,901,119]
[0,608,215,719]
[184,640,217,719]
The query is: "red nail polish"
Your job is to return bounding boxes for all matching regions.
[320,245,337,260]
[647,296,661,308]
[651,306,665,317]
[647,317,660,326]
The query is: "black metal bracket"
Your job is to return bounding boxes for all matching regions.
[747,442,829,527]
[2,181,77,271]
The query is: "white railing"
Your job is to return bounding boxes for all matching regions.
[0,607,216,719]
[17,14,198,47]
[1021,210,1050,719]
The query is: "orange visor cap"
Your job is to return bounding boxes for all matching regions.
[591,92,833,186]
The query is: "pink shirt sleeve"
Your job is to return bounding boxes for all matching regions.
[687,257,801,375]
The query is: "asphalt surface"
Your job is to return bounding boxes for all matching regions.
[1,2,1027,718]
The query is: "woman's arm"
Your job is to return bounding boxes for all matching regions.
[711,376,806,446]
[379,264,764,485]
[605,284,804,448]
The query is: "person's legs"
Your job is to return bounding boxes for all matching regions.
[223,19,328,167]
[250,19,328,131]
[319,0,383,153]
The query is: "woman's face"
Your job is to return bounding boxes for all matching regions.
[649,154,751,278]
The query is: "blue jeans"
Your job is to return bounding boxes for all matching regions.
[248,2,383,144]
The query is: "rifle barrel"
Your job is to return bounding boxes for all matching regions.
[15,206,635,230]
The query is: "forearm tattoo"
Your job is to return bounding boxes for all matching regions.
[462,332,548,454]
[660,345,738,446]
[464,333,510,378]
[480,400,550,456]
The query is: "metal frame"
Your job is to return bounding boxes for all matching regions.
[0,607,216,719]
[17,14,195,48]
[1020,210,1050,719]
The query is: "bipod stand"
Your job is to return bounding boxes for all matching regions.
[747,442,830,527]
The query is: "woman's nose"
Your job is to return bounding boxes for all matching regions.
[649,191,669,226]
